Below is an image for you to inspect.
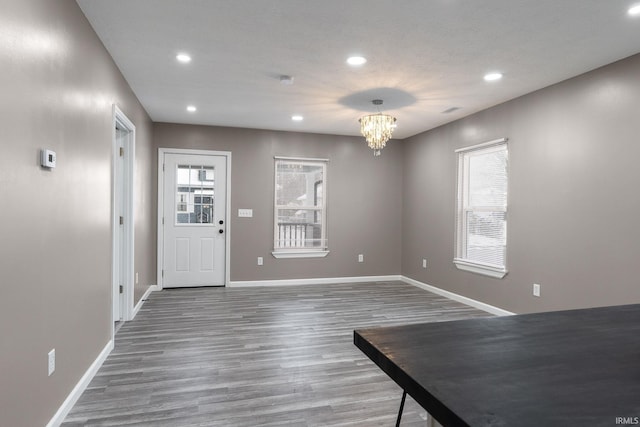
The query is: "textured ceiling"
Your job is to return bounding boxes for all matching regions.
[77,0,640,139]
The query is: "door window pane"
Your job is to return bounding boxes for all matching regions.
[175,165,215,225]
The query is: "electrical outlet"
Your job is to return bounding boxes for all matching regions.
[48,349,55,376]
[422,259,427,269]
[358,254,364,263]
[533,283,541,297]
[257,257,263,266]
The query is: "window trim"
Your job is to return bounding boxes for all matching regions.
[272,250,329,259]
[272,156,329,259]
[454,138,508,278]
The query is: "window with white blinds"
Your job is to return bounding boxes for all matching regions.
[454,138,508,278]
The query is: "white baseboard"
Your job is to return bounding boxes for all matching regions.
[48,285,156,427]
[401,276,515,316]
[45,275,509,427]
[228,275,514,316]
[228,275,402,288]
[132,284,158,319]
[46,340,114,427]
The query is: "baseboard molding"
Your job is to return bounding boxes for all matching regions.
[48,285,156,427]
[132,284,158,319]
[45,275,508,426]
[46,339,114,427]
[228,275,402,288]
[228,275,514,316]
[401,276,515,316]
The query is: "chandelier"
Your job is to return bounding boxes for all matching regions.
[359,99,397,156]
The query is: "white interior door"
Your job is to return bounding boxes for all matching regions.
[162,153,227,287]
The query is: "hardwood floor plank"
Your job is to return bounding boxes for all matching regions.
[62,281,490,426]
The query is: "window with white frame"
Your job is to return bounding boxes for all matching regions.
[454,138,508,278]
[273,157,328,258]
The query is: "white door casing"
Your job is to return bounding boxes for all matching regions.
[112,105,135,325]
[114,127,125,321]
[159,150,230,287]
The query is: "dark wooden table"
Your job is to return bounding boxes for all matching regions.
[354,304,640,426]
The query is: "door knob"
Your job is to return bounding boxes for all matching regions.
[219,220,224,225]
[219,229,224,234]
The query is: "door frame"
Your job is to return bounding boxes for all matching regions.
[111,105,135,326]
[157,148,232,289]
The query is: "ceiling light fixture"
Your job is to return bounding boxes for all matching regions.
[291,115,303,121]
[176,53,192,63]
[628,4,640,15]
[186,105,197,112]
[484,72,503,82]
[347,56,367,66]
[359,99,397,157]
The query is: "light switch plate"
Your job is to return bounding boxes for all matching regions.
[238,209,253,218]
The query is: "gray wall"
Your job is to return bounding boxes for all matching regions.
[3,1,640,424]
[0,1,155,426]
[402,53,640,314]
[153,124,403,282]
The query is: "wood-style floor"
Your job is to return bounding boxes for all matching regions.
[62,281,491,426]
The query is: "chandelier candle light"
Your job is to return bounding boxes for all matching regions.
[359,99,397,156]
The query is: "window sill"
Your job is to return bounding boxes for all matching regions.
[272,250,330,259]
[453,258,507,279]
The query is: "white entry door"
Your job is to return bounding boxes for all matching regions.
[162,153,227,287]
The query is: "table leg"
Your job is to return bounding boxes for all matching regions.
[395,390,407,427]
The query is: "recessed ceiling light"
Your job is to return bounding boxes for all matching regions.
[484,72,503,82]
[628,4,640,15]
[176,53,192,63]
[186,105,197,112]
[347,56,367,66]
[291,115,304,121]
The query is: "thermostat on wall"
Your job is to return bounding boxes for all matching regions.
[41,149,56,168]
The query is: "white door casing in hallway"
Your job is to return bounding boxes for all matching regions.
[112,105,135,324]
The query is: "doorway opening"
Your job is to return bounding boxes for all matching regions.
[112,105,135,332]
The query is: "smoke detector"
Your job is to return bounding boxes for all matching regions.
[279,75,294,85]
